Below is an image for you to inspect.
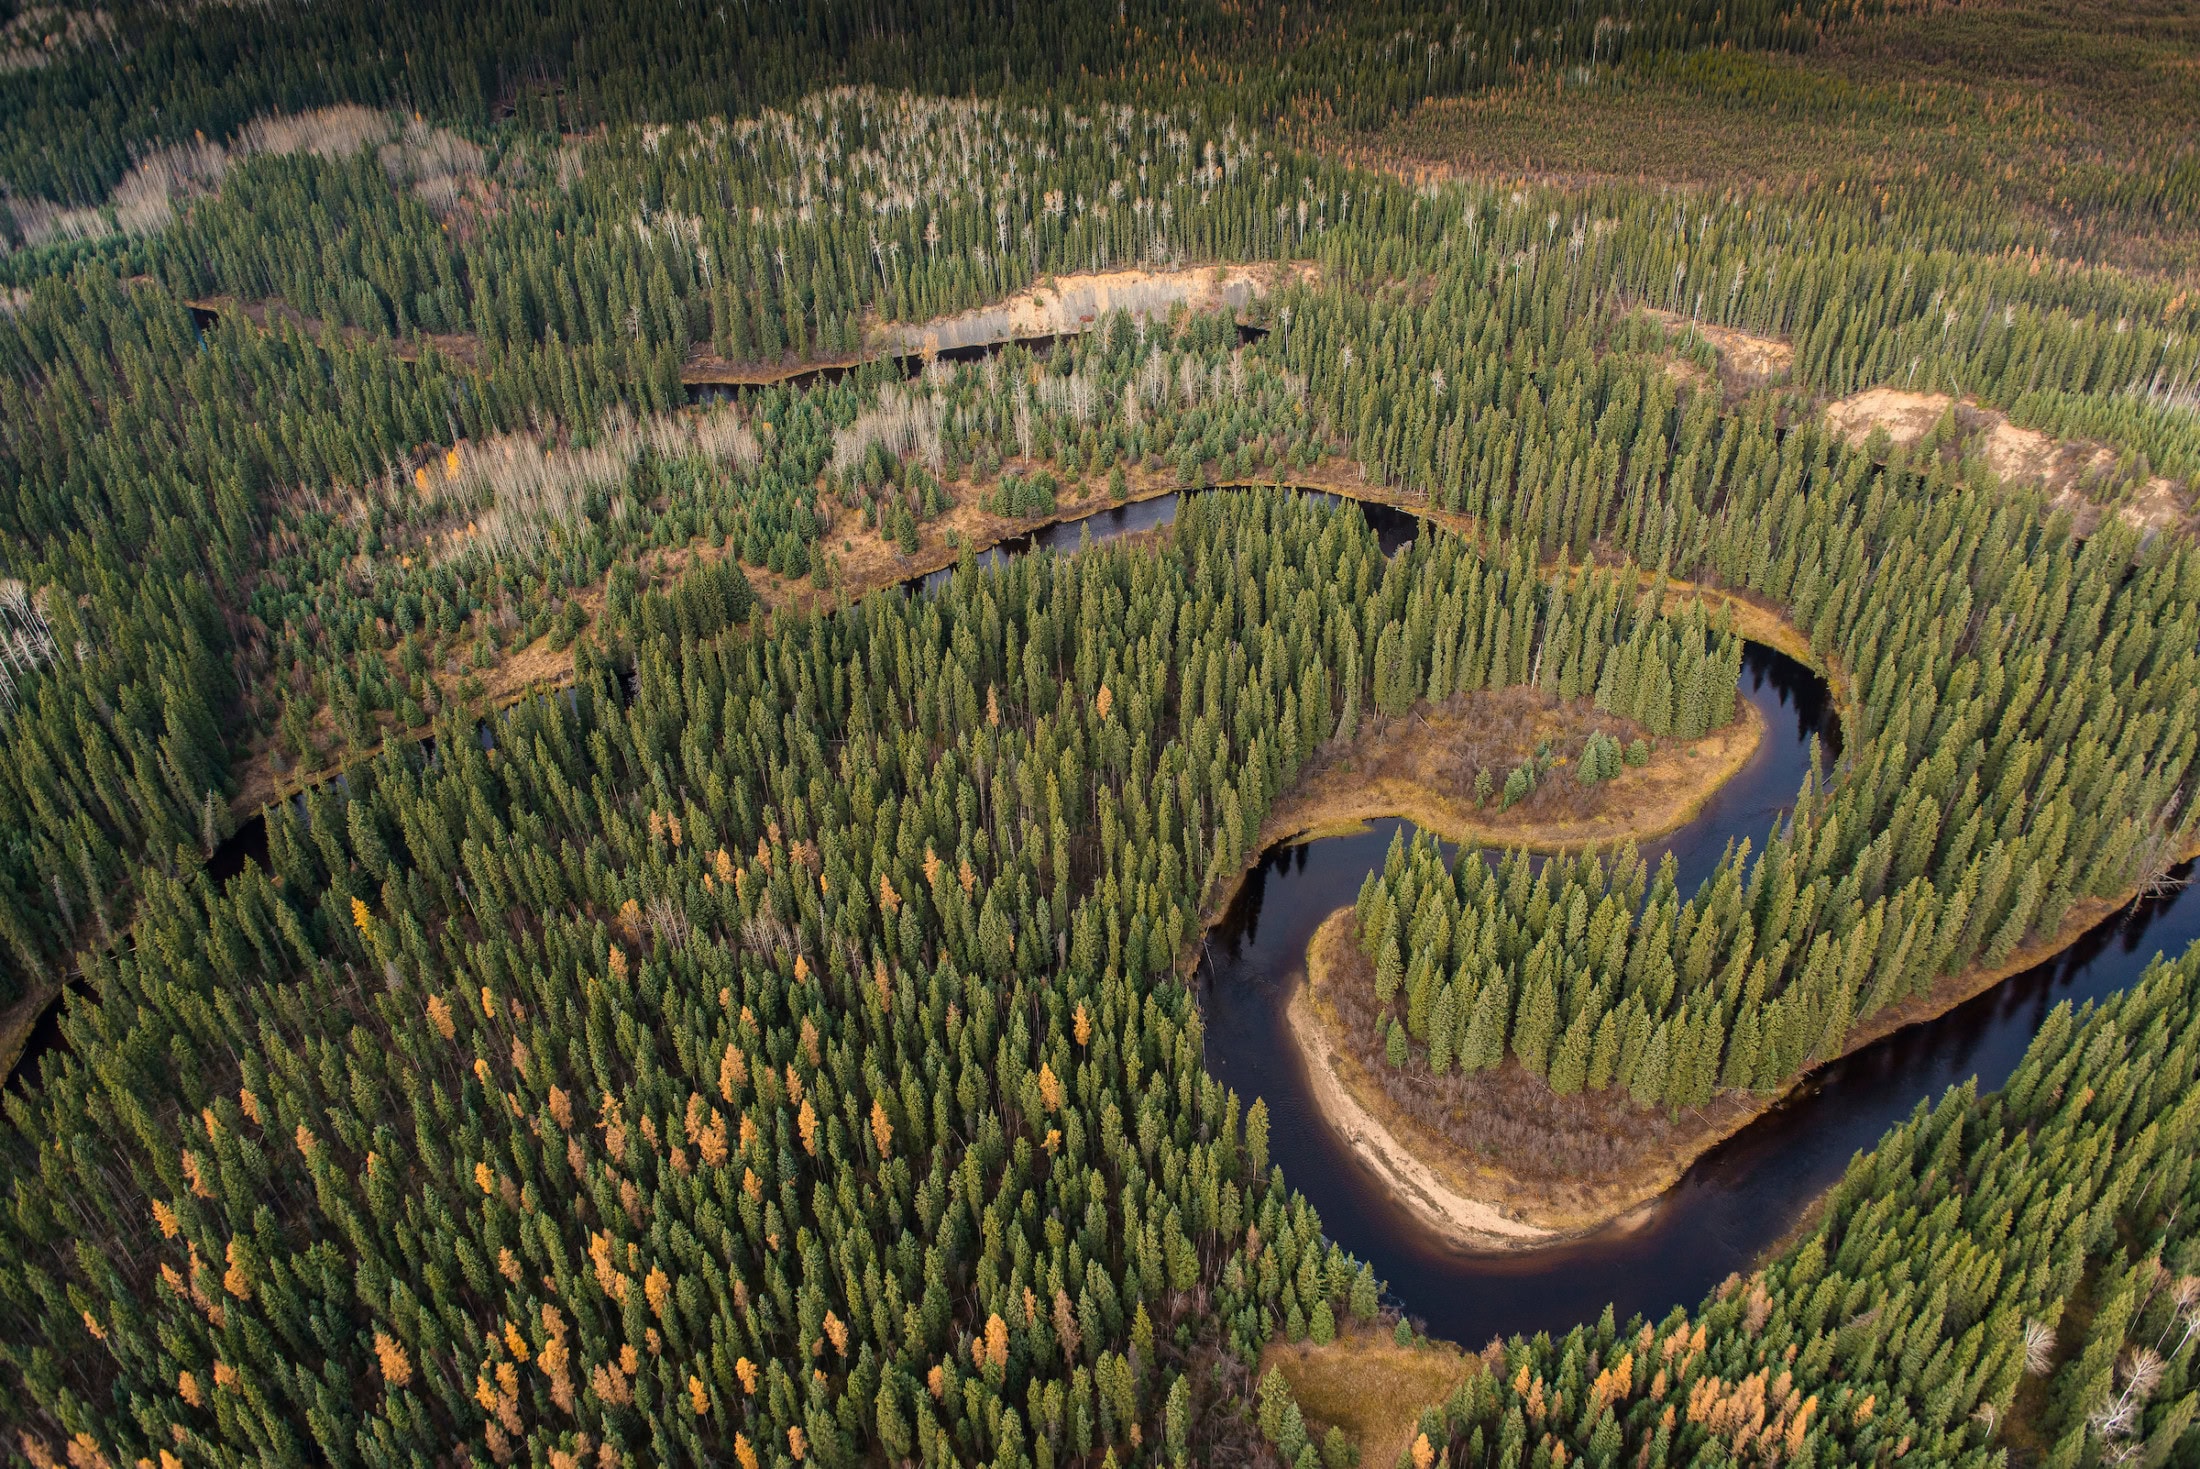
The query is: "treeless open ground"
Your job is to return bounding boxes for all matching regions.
[1824,387,2194,537]
[185,293,481,366]
[1264,686,1763,856]
[1262,1325,1480,1469]
[198,262,1317,388]
[1639,307,1793,398]
[1319,0,2200,273]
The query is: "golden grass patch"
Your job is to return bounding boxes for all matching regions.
[1263,1326,1479,1469]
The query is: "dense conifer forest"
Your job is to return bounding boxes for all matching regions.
[0,0,2195,1466]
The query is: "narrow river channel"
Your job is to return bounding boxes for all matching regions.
[22,485,2197,1366]
[1197,640,2200,1347]
[930,495,2200,1349]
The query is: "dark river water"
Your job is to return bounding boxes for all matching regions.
[1196,641,2200,1347]
[914,484,1420,596]
[922,497,2200,1344]
[19,487,2198,1362]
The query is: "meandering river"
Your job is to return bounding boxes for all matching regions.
[1197,640,2200,1347]
[21,485,2198,1365]
[930,494,2200,1346]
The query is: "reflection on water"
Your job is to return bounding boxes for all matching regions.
[206,814,270,883]
[6,980,81,1090]
[915,493,1185,595]
[26,490,2187,1361]
[686,316,1271,406]
[1200,645,2200,1345]
[911,486,1422,596]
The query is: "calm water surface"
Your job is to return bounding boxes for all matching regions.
[24,490,2194,1362]
[914,486,1419,595]
[1198,645,2200,1345]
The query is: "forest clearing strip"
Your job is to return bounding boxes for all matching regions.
[685,261,1315,381]
[1256,688,1766,860]
[183,294,482,366]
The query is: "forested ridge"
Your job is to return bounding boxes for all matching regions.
[0,0,1865,208]
[1,1,2198,1466]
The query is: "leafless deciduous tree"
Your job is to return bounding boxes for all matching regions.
[0,578,56,715]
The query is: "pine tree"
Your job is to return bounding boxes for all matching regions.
[1428,985,1458,1075]
[1547,1006,1594,1094]
[1463,974,1510,1072]
[1512,973,1559,1077]
[1374,920,1404,1008]
[1629,1021,1672,1109]
[1585,1008,1620,1091]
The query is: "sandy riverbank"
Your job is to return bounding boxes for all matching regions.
[1291,915,1559,1249]
[1286,833,2200,1243]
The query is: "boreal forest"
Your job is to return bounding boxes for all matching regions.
[0,1,2195,1467]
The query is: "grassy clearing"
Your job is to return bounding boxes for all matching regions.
[1263,1325,1481,1469]
[1261,685,1764,858]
